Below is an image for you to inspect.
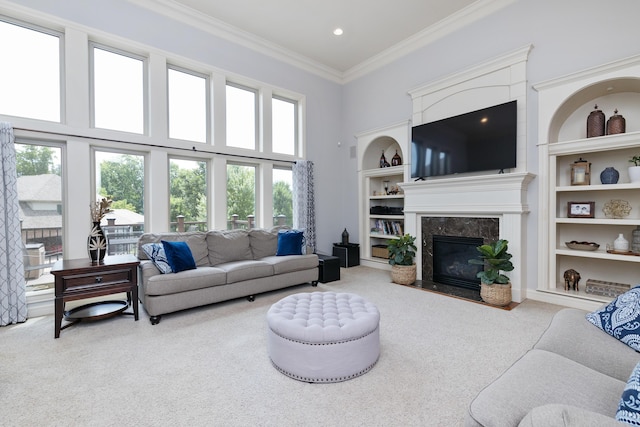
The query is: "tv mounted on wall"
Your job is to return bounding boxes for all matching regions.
[411,100,517,180]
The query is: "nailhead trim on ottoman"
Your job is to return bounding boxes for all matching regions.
[266,291,380,383]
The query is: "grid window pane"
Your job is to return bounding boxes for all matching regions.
[273,168,293,227]
[170,158,208,231]
[0,20,60,122]
[272,97,296,155]
[93,47,144,134]
[227,164,256,229]
[168,68,207,143]
[226,84,256,150]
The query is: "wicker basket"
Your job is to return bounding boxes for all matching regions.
[391,264,416,285]
[480,283,512,306]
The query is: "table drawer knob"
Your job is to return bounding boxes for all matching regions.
[95,276,103,283]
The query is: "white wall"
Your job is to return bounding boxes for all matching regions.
[341,0,640,292]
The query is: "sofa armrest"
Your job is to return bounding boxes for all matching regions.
[518,404,624,427]
[139,260,161,283]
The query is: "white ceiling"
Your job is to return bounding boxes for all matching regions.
[132,0,512,81]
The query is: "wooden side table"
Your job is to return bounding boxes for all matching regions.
[51,254,140,338]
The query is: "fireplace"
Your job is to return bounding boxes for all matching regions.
[432,235,483,290]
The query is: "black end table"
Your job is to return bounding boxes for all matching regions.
[332,243,360,268]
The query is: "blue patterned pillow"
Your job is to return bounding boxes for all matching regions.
[617,361,640,425]
[141,243,173,274]
[586,286,640,351]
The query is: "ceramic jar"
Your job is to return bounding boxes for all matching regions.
[607,109,626,135]
[587,105,605,138]
[600,167,620,184]
[614,233,629,252]
[632,226,640,253]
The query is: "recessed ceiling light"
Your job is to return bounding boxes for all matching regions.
[333,28,344,36]
[480,117,488,123]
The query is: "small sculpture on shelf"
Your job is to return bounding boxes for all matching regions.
[563,269,581,292]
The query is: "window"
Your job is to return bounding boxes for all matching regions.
[273,168,293,227]
[95,151,145,255]
[168,67,208,143]
[226,83,257,150]
[170,158,208,231]
[15,142,63,292]
[272,96,297,155]
[91,45,145,134]
[0,19,60,122]
[227,164,256,229]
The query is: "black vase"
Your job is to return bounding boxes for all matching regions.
[88,221,107,263]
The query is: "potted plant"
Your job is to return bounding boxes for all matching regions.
[387,233,417,285]
[629,155,640,183]
[468,239,514,306]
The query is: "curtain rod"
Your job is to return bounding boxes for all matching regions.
[12,127,298,165]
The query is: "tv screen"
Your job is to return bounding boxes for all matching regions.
[411,100,517,179]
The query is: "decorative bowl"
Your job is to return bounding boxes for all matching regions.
[565,241,600,251]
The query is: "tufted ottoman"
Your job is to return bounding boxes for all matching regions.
[266,291,380,383]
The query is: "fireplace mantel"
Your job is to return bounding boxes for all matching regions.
[399,172,535,303]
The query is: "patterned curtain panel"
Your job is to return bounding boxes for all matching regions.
[292,160,316,253]
[0,123,27,326]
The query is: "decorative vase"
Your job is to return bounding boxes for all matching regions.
[88,221,107,263]
[614,233,629,252]
[629,166,640,183]
[600,167,619,184]
[586,105,605,138]
[480,282,512,307]
[391,150,402,166]
[341,228,349,245]
[607,109,626,135]
[632,226,640,254]
[379,150,390,168]
[391,264,416,285]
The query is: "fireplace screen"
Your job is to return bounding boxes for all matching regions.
[432,235,484,290]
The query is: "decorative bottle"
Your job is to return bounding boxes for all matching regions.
[391,150,402,166]
[599,167,619,184]
[586,105,605,138]
[341,228,349,245]
[380,151,389,168]
[614,233,629,252]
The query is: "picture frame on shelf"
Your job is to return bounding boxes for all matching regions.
[568,201,595,218]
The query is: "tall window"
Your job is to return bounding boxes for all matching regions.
[91,45,145,134]
[272,96,297,155]
[227,164,256,229]
[0,19,60,122]
[15,142,63,292]
[226,83,257,150]
[273,168,293,227]
[168,67,208,143]
[95,151,145,255]
[170,158,208,231]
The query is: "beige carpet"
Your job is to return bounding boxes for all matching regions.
[1,266,564,426]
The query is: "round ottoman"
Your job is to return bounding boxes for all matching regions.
[266,291,380,383]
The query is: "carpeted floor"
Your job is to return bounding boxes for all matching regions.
[1,266,564,426]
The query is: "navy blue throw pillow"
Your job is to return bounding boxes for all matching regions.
[617,361,640,425]
[161,240,196,273]
[276,230,304,256]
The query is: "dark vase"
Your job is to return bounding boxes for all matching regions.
[600,167,620,184]
[586,105,605,138]
[88,221,107,263]
[607,109,626,135]
[391,150,402,166]
[341,228,349,245]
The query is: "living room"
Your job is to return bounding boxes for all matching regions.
[2,0,640,425]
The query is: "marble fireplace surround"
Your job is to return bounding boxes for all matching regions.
[400,172,535,303]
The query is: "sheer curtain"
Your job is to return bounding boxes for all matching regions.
[0,122,27,326]
[292,160,316,253]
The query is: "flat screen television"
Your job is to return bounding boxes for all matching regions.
[411,100,517,179]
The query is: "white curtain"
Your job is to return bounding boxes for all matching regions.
[0,123,27,326]
[292,160,316,253]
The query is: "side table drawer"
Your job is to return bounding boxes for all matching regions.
[61,268,133,293]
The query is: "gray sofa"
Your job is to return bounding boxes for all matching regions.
[466,308,640,426]
[137,228,319,324]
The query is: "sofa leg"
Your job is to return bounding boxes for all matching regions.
[150,315,161,325]
[247,295,255,302]
[311,281,318,287]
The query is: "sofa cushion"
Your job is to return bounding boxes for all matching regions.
[534,308,640,382]
[162,240,196,273]
[249,228,279,259]
[466,349,625,427]
[138,232,209,267]
[207,230,253,266]
[586,286,640,352]
[518,404,622,427]
[617,361,640,425]
[144,266,227,296]
[276,229,304,256]
[215,260,273,284]
[141,243,172,274]
[261,254,318,275]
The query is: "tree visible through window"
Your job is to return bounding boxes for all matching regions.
[170,159,207,231]
[227,164,255,229]
[273,168,292,226]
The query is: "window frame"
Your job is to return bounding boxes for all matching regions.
[271,94,299,157]
[168,156,210,231]
[167,64,211,144]
[225,81,259,151]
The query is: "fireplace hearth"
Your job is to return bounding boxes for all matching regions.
[433,235,483,290]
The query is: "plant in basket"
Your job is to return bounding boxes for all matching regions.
[387,233,417,285]
[468,239,514,306]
